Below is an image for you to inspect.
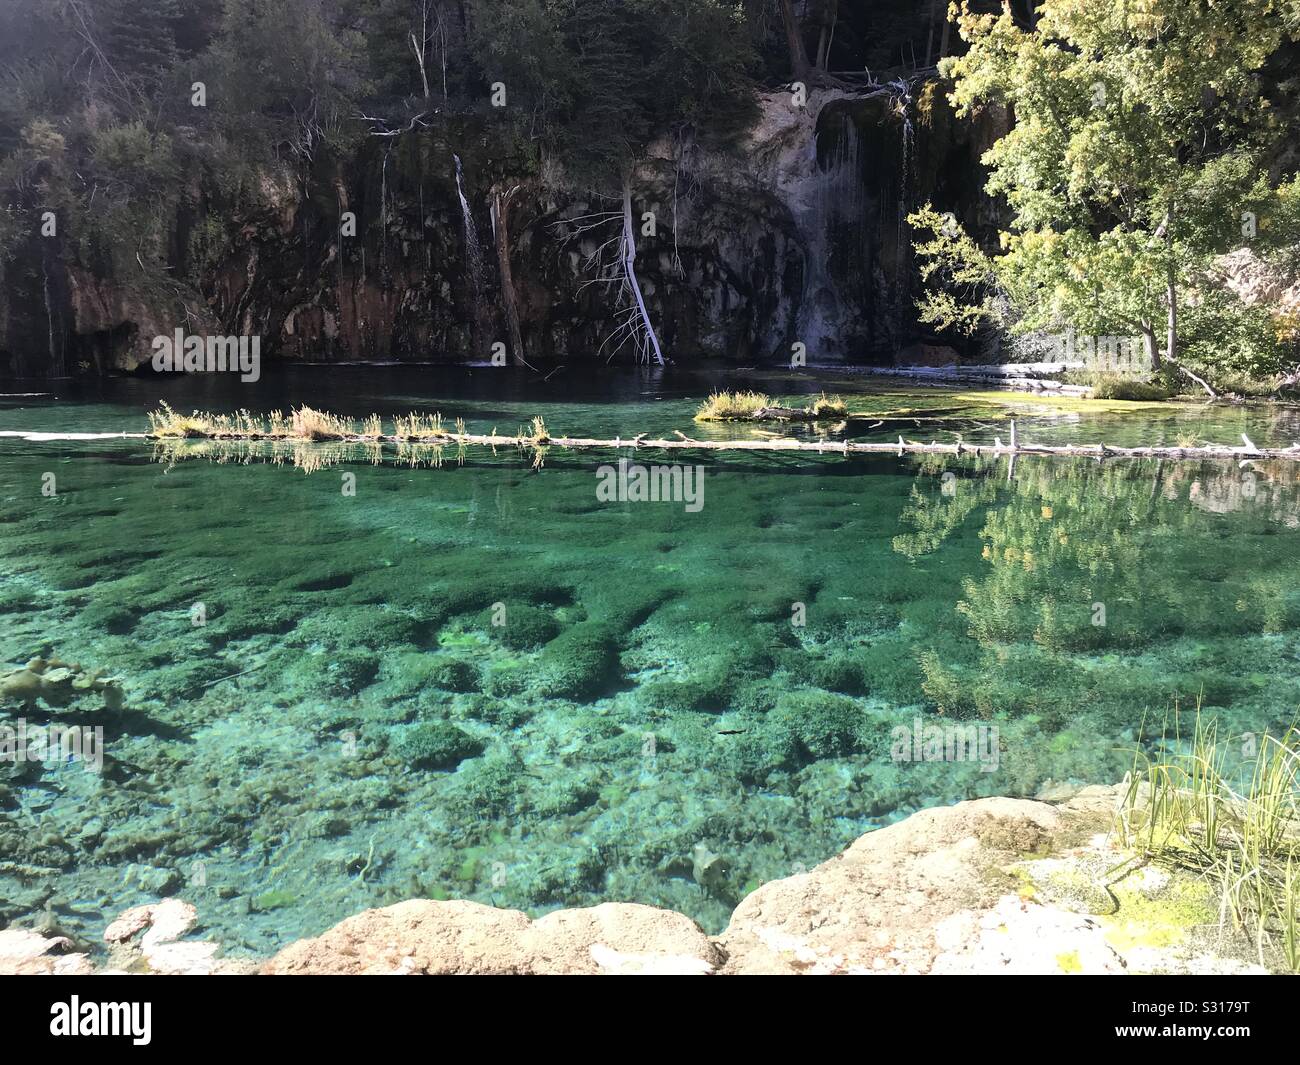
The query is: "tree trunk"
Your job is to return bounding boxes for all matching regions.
[1141,321,1161,371]
[1163,208,1178,366]
[621,178,664,365]
[410,1,431,99]
[778,0,812,82]
[410,33,429,98]
[491,184,526,366]
[815,0,838,72]
[939,10,952,60]
[1165,261,1178,367]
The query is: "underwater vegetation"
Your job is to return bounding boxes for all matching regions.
[4,379,1300,958]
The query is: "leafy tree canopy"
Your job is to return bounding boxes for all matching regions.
[912,0,1300,381]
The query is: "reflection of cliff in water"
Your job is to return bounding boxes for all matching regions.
[1173,462,1300,526]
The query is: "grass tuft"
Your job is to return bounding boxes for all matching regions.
[1064,371,1171,401]
[694,391,771,421]
[695,391,848,421]
[393,412,445,439]
[809,392,848,418]
[1118,712,1300,971]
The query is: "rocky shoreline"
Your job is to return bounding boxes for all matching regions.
[0,785,1273,976]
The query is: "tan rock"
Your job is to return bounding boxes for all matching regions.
[716,797,1062,974]
[262,899,721,975]
[530,903,721,974]
[3,784,1264,975]
[0,928,94,975]
[102,897,235,974]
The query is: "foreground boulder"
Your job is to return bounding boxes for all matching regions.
[261,900,721,975]
[2,787,1275,975]
[718,795,1074,974]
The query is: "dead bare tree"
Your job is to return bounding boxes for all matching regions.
[620,176,664,365]
[490,181,531,368]
[548,178,665,366]
[407,0,450,102]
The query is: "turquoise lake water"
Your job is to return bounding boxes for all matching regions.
[3,365,1300,956]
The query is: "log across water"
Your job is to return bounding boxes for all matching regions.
[4,424,1297,463]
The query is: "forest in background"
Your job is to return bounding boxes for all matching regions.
[0,1,1297,390]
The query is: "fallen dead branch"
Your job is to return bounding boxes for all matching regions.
[7,407,1300,464]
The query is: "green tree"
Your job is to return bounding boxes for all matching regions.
[102,0,182,93]
[207,0,367,155]
[912,1,1300,383]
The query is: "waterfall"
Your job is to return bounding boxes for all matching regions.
[454,154,486,289]
[800,112,865,355]
[453,153,490,354]
[892,79,914,281]
[892,80,916,339]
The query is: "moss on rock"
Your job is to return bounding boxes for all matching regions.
[537,623,621,699]
[393,721,484,770]
[428,658,480,692]
[482,604,561,650]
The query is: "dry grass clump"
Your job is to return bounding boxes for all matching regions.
[694,391,772,421]
[393,412,445,439]
[695,391,848,422]
[148,403,385,441]
[809,392,848,418]
[147,401,220,437]
[291,406,358,440]
[524,415,549,443]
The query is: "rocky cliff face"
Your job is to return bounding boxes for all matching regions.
[0,84,1002,379]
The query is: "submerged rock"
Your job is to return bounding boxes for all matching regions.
[537,623,621,699]
[0,656,124,711]
[393,721,484,771]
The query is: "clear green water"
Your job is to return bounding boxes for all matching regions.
[3,366,1300,956]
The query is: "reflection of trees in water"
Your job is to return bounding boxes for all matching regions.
[891,456,1300,720]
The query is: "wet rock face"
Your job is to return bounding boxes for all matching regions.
[1,86,1001,377]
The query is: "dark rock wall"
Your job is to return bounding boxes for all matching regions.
[0,84,1002,378]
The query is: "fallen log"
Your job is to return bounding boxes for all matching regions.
[150,428,1300,463]
[7,415,1298,463]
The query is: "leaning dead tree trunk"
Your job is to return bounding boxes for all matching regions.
[621,177,664,365]
[409,0,432,99]
[491,182,528,367]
